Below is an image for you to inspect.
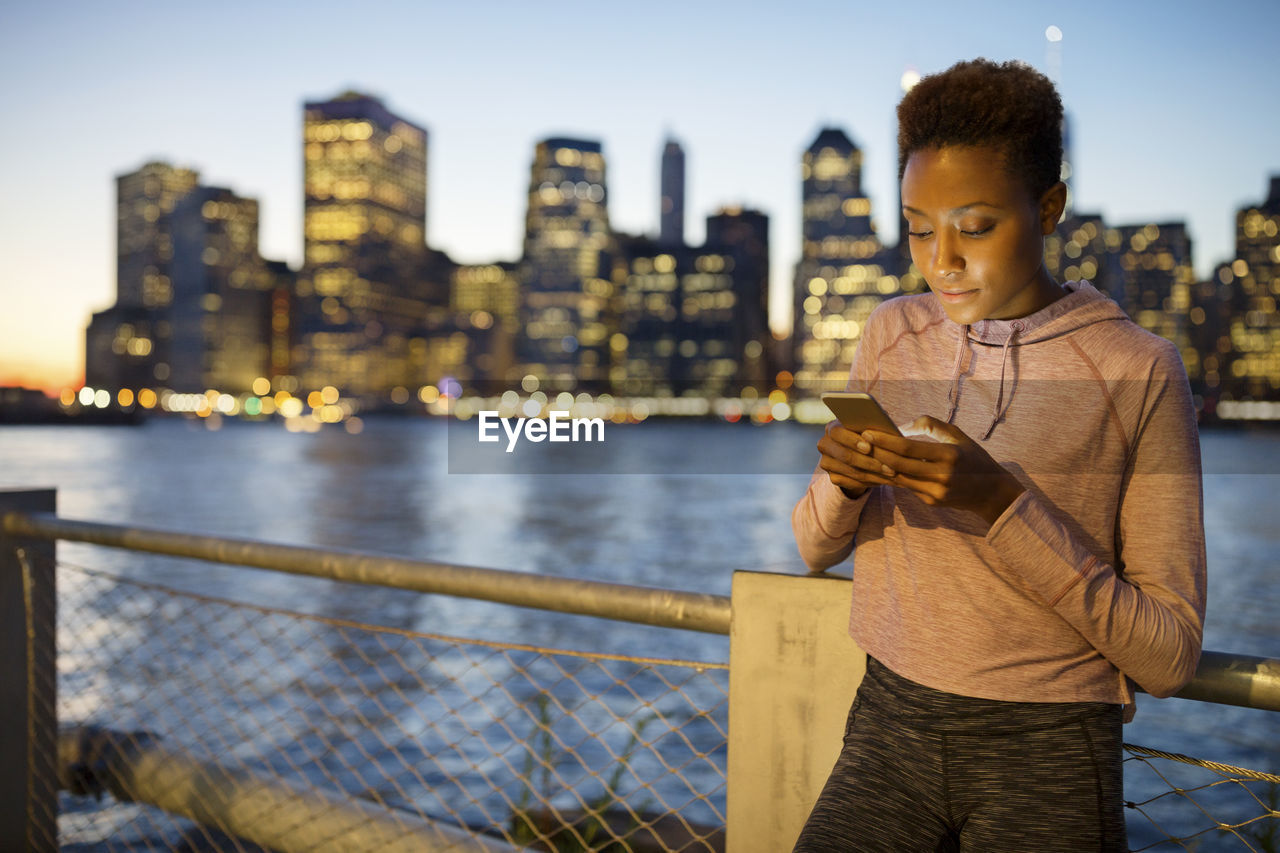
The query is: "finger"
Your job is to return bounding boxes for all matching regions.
[899,415,967,445]
[829,470,894,492]
[864,445,951,482]
[822,466,893,494]
[819,454,895,488]
[819,428,884,463]
[862,428,954,462]
[818,439,898,478]
[824,421,868,451]
[881,472,947,503]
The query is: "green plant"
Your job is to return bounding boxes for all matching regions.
[575,713,657,850]
[1246,781,1280,853]
[509,691,658,852]
[510,691,556,847]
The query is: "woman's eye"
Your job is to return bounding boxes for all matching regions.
[961,225,993,237]
[907,230,932,239]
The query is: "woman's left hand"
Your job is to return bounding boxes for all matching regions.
[861,415,1026,528]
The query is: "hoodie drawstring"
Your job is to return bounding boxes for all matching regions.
[982,323,1021,440]
[944,325,969,423]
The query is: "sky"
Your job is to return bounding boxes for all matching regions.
[1,0,1277,393]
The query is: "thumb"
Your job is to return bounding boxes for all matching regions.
[902,415,966,445]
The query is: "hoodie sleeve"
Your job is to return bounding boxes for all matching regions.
[985,355,1207,698]
[791,304,888,573]
[792,467,873,572]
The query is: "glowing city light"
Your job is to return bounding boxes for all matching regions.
[38,82,1276,427]
[279,397,304,418]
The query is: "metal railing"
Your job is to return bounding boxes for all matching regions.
[4,508,1274,711]
[2,510,731,636]
[2,493,1278,852]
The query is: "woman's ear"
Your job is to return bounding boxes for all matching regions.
[1039,182,1068,234]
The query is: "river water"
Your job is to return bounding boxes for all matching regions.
[1,417,1276,849]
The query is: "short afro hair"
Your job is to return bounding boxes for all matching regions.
[897,58,1064,200]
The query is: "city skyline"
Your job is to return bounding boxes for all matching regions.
[2,0,1278,393]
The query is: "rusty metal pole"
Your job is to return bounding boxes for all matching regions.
[0,489,58,853]
[57,726,521,853]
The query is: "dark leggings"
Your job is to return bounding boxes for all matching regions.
[793,657,1127,852]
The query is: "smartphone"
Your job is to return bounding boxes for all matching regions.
[821,392,903,437]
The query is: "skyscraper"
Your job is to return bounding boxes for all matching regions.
[791,128,905,391]
[1196,176,1280,406]
[1234,176,1280,300]
[448,261,520,389]
[86,161,200,390]
[1112,222,1195,362]
[1044,213,1118,299]
[168,186,272,393]
[86,162,284,395]
[673,244,739,396]
[612,234,680,395]
[264,260,296,382]
[298,91,434,395]
[520,137,613,390]
[706,206,771,388]
[660,136,686,247]
[611,235,744,398]
[115,161,201,312]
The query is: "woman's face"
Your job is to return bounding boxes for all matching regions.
[901,144,1065,324]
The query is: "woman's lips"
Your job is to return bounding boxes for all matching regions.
[937,289,977,303]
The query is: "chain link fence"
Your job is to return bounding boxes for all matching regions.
[51,559,727,851]
[4,536,1275,851]
[1123,745,1280,852]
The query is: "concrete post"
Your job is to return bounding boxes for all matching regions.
[0,489,58,853]
[726,570,866,852]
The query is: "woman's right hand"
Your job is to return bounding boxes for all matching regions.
[817,420,899,499]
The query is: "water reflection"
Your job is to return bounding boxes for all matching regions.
[2,418,1276,843]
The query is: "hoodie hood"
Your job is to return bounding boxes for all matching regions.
[943,280,1129,438]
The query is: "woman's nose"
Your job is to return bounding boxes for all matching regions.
[933,233,965,278]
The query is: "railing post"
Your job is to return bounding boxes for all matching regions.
[726,570,865,852]
[0,489,58,853]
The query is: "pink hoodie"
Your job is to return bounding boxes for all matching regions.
[792,281,1206,717]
